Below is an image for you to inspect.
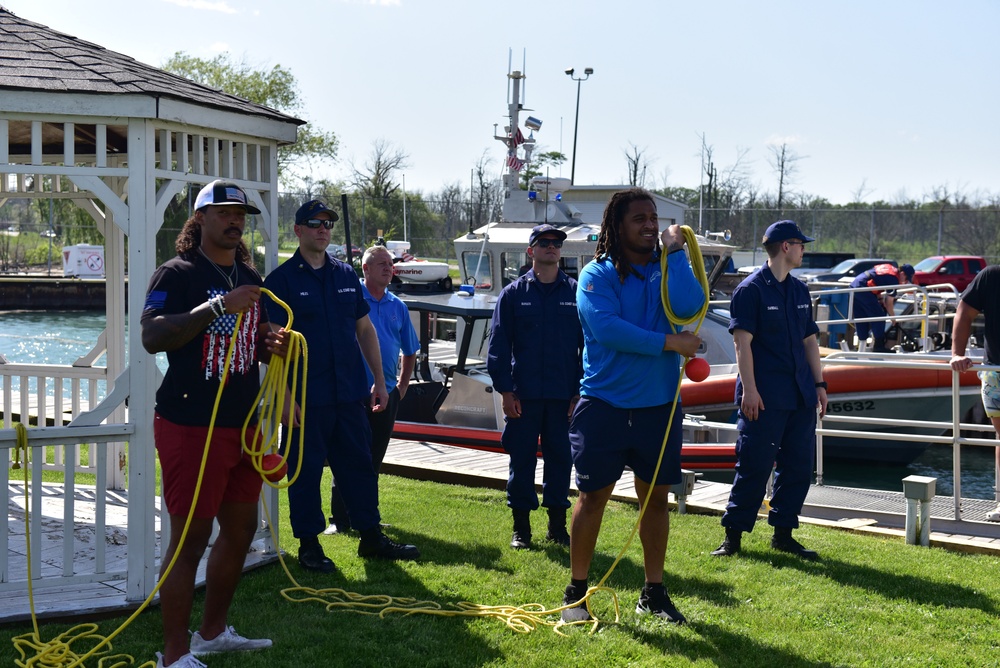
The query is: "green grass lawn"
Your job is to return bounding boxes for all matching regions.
[6,472,1000,667]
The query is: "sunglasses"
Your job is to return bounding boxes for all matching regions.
[533,239,563,248]
[299,218,336,230]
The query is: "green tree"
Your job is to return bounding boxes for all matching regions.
[520,150,566,189]
[162,52,338,187]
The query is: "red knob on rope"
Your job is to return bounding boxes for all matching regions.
[261,453,288,482]
[684,356,710,383]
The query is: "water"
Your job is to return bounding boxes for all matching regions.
[0,310,110,365]
[0,310,168,407]
[3,311,998,500]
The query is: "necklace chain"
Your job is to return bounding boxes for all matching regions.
[198,247,238,290]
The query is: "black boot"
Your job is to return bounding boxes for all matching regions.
[510,508,532,550]
[872,337,891,353]
[710,528,742,557]
[544,507,570,546]
[771,526,819,561]
[298,536,336,573]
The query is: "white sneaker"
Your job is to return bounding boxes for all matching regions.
[156,652,207,668]
[190,626,272,656]
[987,506,1000,522]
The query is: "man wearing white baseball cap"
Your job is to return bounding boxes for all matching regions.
[142,179,286,667]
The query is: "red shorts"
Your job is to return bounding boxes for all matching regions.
[154,413,263,519]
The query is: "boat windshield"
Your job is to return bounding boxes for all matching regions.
[501,251,529,288]
[462,251,493,290]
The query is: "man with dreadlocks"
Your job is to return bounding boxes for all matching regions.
[560,188,704,625]
[141,180,289,668]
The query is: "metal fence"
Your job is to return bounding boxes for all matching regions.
[3,196,999,274]
[686,207,1000,265]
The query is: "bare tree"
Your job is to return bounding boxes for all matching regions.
[717,147,754,210]
[650,165,673,192]
[624,142,654,187]
[698,138,755,235]
[768,142,804,213]
[349,139,410,201]
[472,151,504,228]
[850,178,874,205]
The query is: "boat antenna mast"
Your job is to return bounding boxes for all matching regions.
[495,57,539,203]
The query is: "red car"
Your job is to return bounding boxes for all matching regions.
[910,255,986,292]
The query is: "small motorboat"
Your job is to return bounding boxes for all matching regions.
[384,240,453,291]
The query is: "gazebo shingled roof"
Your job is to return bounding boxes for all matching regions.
[0,6,299,125]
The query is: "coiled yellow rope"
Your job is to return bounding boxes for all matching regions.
[243,289,308,488]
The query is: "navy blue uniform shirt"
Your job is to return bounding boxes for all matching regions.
[729,263,819,410]
[264,250,371,406]
[487,268,583,401]
[849,265,901,293]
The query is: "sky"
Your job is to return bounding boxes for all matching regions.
[5,0,999,205]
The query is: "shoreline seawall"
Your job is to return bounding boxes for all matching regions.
[0,276,118,310]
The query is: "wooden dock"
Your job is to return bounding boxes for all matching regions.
[6,436,1000,625]
[380,439,1000,554]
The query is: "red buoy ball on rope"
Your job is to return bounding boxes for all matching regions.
[261,453,288,482]
[685,356,710,383]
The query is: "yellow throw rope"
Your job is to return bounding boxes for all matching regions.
[243,289,308,489]
[11,236,711,655]
[271,228,711,635]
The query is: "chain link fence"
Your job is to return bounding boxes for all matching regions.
[3,194,999,274]
[686,207,1000,265]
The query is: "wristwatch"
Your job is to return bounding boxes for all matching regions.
[815,381,828,389]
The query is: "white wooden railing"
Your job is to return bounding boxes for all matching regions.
[1,420,280,597]
[2,424,133,592]
[0,360,124,485]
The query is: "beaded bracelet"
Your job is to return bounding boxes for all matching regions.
[208,295,225,318]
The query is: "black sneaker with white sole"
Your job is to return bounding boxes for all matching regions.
[635,583,686,624]
[560,583,592,623]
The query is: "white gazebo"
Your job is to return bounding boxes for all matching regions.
[0,7,302,620]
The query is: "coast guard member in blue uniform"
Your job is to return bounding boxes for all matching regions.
[848,262,915,352]
[325,243,420,535]
[711,220,828,560]
[263,199,419,574]
[487,224,583,550]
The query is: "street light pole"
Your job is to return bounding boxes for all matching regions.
[565,67,593,185]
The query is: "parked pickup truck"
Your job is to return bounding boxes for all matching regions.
[910,255,986,292]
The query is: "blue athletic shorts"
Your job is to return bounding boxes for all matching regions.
[569,396,683,491]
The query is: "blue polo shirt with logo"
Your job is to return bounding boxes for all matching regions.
[361,282,420,391]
